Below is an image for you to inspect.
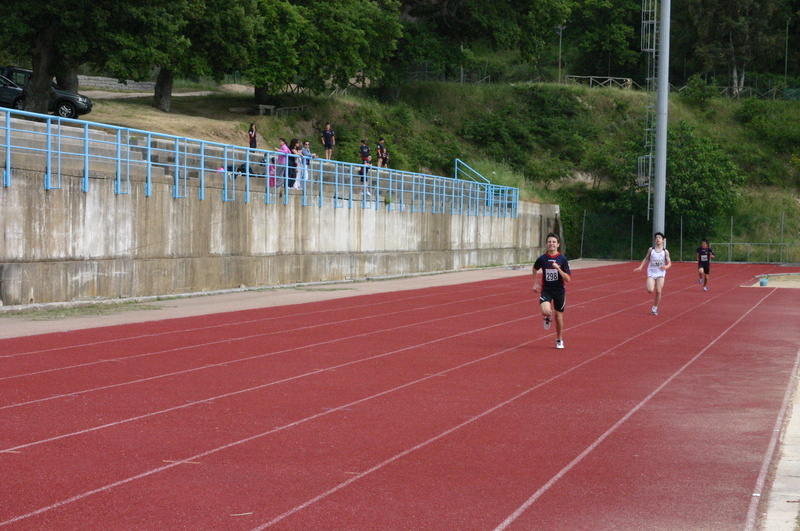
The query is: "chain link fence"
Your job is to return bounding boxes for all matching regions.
[570,211,800,264]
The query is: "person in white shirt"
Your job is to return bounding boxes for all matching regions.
[634,232,671,315]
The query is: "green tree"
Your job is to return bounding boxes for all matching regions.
[244,0,304,102]
[293,0,402,94]
[663,120,744,239]
[389,0,571,85]
[567,0,642,78]
[0,0,192,114]
[151,0,260,112]
[685,0,783,94]
[243,0,402,102]
[679,73,717,108]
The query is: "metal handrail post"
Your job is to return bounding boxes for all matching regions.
[82,123,90,192]
[3,112,10,187]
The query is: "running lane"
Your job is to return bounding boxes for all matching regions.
[0,263,797,530]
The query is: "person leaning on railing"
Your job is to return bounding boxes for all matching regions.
[275,138,291,188]
[300,141,317,188]
[289,138,301,189]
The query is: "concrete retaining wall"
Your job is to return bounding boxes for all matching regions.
[78,75,156,92]
[0,167,557,306]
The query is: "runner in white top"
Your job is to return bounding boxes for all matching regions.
[634,232,671,315]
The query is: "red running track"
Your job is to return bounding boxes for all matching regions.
[1,262,799,530]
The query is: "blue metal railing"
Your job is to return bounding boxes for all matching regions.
[455,158,519,218]
[0,108,518,218]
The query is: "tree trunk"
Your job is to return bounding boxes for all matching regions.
[153,67,174,113]
[736,66,746,97]
[254,85,272,104]
[27,27,60,114]
[54,65,79,93]
[54,57,81,93]
[730,63,747,97]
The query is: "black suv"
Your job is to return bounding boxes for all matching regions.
[0,66,92,118]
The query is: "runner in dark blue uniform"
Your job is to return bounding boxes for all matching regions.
[696,238,715,291]
[533,233,571,349]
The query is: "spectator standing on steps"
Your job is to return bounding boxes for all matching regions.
[289,138,302,189]
[321,123,335,159]
[376,137,389,168]
[359,138,371,165]
[300,141,317,189]
[248,123,257,149]
[276,138,291,188]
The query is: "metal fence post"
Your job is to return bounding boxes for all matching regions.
[630,215,635,261]
[580,209,587,259]
[729,216,734,262]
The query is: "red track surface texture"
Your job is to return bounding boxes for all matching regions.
[2,263,799,530]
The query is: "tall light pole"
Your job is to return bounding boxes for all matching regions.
[653,0,671,235]
[556,25,566,84]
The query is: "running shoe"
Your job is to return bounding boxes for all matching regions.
[703,287,708,292]
[543,315,551,330]
[698,278,702,284]
[556,339,564,349]
[651,307,658,316]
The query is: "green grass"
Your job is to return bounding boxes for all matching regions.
[0,301,160,320]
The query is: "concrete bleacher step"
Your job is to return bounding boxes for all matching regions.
[0,115,171,180]
[2,112,459,208]
[0,146,168,181]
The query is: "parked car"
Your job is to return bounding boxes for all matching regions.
[0,66,92,118]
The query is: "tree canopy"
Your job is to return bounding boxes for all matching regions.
[0,0,192,113]
[1,0,798,111]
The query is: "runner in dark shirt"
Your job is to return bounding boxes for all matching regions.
[696,238,715,291]
[533,233,571,349]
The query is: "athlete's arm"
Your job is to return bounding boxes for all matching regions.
[553,262,571,283]
[634,248,652,272]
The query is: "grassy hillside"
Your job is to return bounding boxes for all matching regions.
[86,82,800,257]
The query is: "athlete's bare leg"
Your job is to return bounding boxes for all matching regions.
[652,276,665,307]
[554,310,564,340]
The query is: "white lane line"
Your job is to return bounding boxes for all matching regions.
[2,269,726,450]
[1,266,651,411]
[250,278,745,530]
[744,348,800,531]
[0,314,540,528]
[1,298,533,451]
[0,280,513,360]
[492,289,776,531]
[0,286,520,382]
[0,269,749,526]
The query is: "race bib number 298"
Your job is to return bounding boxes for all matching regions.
[545,269,560,282]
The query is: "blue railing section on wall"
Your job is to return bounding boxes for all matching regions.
[1,109,518,218]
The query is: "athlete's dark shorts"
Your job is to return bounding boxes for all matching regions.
[539,290,566,313]
[698,262,710,274]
